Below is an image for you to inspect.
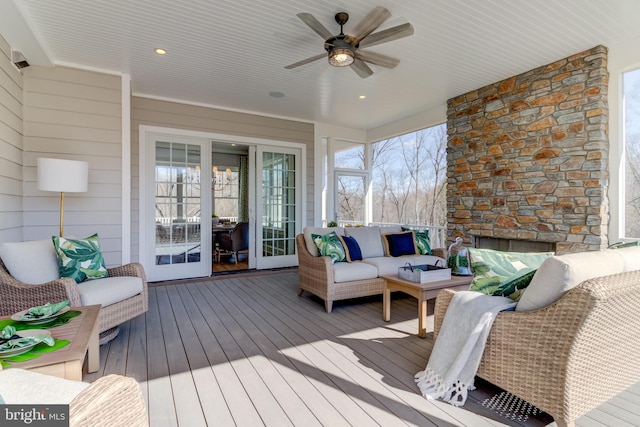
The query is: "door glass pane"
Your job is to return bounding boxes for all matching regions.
[155,141,202,265]
[337,175,366,225]
[261,152,296,257]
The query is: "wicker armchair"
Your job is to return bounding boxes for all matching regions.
[433,270,640,427]
[0,258,149,338]
[0,366,148,426]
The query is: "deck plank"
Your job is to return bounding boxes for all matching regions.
[185,282,291,426]
[178,282,262,426]
[155,286,207,427]
[81,271,640,427]
[145,287,179,426]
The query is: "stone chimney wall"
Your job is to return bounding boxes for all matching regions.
[446,45,609,254]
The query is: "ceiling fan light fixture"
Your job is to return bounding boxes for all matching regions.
[328,46,355,67]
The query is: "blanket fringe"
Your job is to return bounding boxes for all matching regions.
[415,367,473,407]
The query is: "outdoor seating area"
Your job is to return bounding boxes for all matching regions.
[4,2,640,426]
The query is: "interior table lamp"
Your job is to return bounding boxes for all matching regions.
[37,157,89,237]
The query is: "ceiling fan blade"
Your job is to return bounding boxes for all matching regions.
[351,59,374,79]
[346,6,391,46]
[358,23,414,49]
[356,50,400,69]
[296,13,334,40]
[284,53,326,69]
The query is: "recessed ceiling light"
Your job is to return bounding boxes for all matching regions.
[359,95,366,99]
[269,91,285,98]
[155,48,167,55]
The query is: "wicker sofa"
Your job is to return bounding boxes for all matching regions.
[0,366,148,426]
[433,247,640,427]
[0,239,148,341]
[296,226,445,312]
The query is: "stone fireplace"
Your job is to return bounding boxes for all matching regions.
[446,46,609,254]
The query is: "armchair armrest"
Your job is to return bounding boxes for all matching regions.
[431,247,446,260]
[70,374,148,426]
[107,262,149,311]
[0,260,81,315]
[296,234,334,297]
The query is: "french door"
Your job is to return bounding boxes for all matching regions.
[141,135,211,281]
[255,146,302,269]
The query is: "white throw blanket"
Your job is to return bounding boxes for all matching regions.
[415,291,516,406]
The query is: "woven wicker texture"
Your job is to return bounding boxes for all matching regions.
[0,258,149,334]
[433,270,640,427]
[69,374,148,426]
[296,233,385,312]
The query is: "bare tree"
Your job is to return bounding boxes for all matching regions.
[370,124,448,226]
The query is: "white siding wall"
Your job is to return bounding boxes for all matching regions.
[0,35,24,243]
[22,66,123,265]
[131,96,315,262]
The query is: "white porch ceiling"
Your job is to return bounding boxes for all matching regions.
[4,0,640,131]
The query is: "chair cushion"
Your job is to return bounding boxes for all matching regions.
[382,231,418,257]
[303,227,345,256]
[337,235,363,262]
[52,234,108,283]
[363,255,443,277]
[0,368,88,404]
[311,232,346,264]
[345,227,384,258]
[333,261,379,283]
[77,276,143,308]
[610,245,640,271]
[0,240,60,284]
[516,249,625,312]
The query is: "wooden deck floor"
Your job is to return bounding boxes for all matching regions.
[84,271,640,427]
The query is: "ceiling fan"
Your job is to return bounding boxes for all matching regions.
[284,6,414,78]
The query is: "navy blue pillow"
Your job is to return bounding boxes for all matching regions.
[338,235,363,262]
[383,231,417,257]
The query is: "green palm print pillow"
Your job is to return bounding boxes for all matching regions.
[468,248,552,301]
[312,232,346,264]
[402,227,432,255]
[52,233,109,283]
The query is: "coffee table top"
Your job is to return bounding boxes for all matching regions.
[0,304,100,370]
[381,274,473,290]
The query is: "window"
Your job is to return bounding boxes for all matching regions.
[623,69,640,238]
[212,166,239,219]
[334,139,365,169]
[370,123,447,226]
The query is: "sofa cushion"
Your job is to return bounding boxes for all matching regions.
[610,245,640,271]
[303,227,345,256]
[346,227,384,258]
[516,249,625,312]
[0,240,60,284]
[382,231,418,257]
[52,234,109,283]
[333,261,379,283]
[311,232,346,264]
[468,248,553,301]
[77,276,143,308]
[363,255,443,277]
[337,235,363,262]
[0,368,88,404]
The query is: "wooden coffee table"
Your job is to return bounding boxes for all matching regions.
[381,274,473,338]
[1,304,100,381]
